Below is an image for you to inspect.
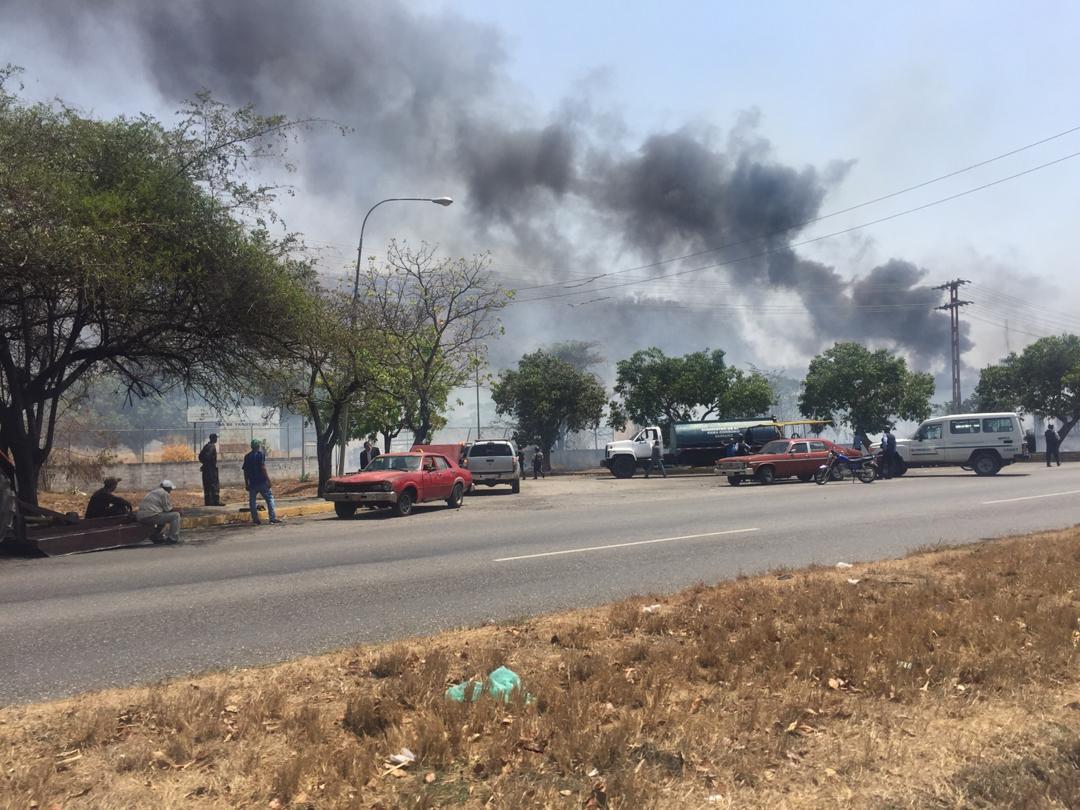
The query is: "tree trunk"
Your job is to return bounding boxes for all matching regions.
[415,397,432,445]
[1056,414,1080,443]
[306,401,339,498]
[315,444,334,498]
[0,407,44,508]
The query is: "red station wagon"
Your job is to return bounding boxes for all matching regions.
[715,438,858,486]
[324,452,472,517]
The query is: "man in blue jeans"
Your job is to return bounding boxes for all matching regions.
[242,439,282,525]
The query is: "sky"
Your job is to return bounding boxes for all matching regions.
[3,0,1079,429]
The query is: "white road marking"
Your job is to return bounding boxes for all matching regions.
[983,489,1080,505]
[495,527,760,562]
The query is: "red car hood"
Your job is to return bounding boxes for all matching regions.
[733,452,792,464]
[730,446,859,464]
[330,470,412,485]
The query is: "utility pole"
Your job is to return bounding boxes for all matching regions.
[475,358,482,441]
[934,279,972,412]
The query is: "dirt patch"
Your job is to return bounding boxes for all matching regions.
[1,527,1078,808]
[38,481,320,516]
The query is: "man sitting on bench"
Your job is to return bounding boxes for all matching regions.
[137,480,181,544]
[85,476,133,519]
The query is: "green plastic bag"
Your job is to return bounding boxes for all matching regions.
[446,666,523,703]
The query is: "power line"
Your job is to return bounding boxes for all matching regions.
[968,303,1078,337]
[964,310,1054,341]
[502,123,1080,292]
[512,147,1080,305]
[970,284,1080,329]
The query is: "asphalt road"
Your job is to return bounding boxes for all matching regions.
[3,463,1080,705]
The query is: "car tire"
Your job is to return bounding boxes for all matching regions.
[612,456,636,479]
[892,458,907,477]
[797,473,813,483]
[334,502,358,519]
[756,466,776,485]
[511,478,520,494]
[727,475,743,486]
[446,483,464,509]
[393,490,414,517]
[971,452,1001,476]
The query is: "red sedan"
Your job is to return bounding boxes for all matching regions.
[324,452,472,517]
[714,438,858,486]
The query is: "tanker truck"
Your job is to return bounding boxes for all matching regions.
[601,419,786,479]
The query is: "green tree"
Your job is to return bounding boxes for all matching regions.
[0,72,318,503]
[269,287,391,495]
[363,242,509,444]
[973,334,1080,439]
[798,342,934,445]
[607,347,773,432]
[491,350,607,463]
[347,379,415,454]
[547,340,604,373]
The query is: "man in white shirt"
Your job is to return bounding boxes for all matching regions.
[137,480,181,544]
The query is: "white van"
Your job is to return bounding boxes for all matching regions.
[893,412,1027,476]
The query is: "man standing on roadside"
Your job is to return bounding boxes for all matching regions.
[198,433,224,506]
[359,440,373,470]
[242,439,282,525]
[880,426,898,479]
[136,480,181,544]
[645,439,667,478]
[1045,422,1062,467]
[532,447,545,480]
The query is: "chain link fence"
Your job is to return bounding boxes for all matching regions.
[50,422,317,464]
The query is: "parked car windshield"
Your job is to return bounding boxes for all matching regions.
[469,442,513,457]
[759,440,790,455]
[365,455,421,472]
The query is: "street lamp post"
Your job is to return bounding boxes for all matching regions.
[337,196,453,475]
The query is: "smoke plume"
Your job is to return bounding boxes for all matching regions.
[2,0,968,373]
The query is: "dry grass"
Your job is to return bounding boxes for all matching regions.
[39,480,320,515]
[2,528,1079,809]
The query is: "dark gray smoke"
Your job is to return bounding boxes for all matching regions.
[3,0,966,369]
[589,130,828,255]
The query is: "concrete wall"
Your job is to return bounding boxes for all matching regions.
[52,458,310,492]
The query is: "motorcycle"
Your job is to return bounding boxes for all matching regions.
[815,448,878,485]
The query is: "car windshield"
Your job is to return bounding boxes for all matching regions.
[469,442,513,457]
[364,455,421,472]
[759,440,790,454]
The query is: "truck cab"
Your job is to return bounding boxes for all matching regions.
[602,427,664,479]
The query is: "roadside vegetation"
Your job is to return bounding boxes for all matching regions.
[2,526,1077,808]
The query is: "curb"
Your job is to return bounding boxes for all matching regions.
[181,500,334,529]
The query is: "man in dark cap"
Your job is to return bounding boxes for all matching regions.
[198,433,224,505]
[1044,422,1062,467]
[85,476,133,519]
